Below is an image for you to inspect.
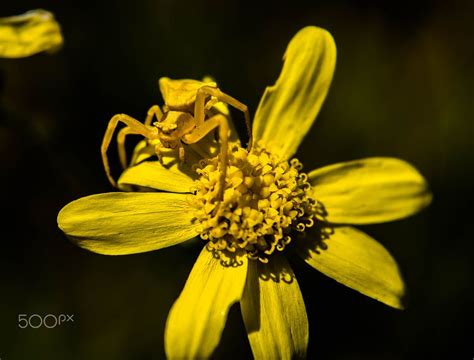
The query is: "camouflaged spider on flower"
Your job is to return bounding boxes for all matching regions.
[58,26,432,359]
[100,77,253,202]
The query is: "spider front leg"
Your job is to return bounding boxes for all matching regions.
[145,105,163,126]
[183,114,229,202]
[117,126,135,170]
[117,105,163,169]
[194,86,253,151]
[101,113,158,187]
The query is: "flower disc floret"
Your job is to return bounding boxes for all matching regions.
[191,144,318,264]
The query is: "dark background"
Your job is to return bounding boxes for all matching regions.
[1,0,473,359]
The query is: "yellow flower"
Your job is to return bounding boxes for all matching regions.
[57,26,432,359]
[0,9,63,58]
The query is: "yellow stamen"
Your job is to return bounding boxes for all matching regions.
[191,144,319,265]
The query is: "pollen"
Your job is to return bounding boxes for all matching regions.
[190,144,319,264]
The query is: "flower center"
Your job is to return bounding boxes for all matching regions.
[190,144,318,264]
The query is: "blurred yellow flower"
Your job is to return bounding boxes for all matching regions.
[0,9,63,58]
[58,26,432,359]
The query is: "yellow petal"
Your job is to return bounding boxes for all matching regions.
[0,9,63,58]
[309,157,432,224]
[165,247,247,359]
[297,226,406,309]
[118,161,195,193]
[241,254,308,360]
[57,192,197,255]
[253,26,336,160]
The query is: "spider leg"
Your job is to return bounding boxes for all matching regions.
[178,143,185,162]
[183,114,229,201]
[101,113,157,187]
[117,126,134,170]
[154,143,163,163]
[145,104,163,126]
[119,105,163,169]
[194,86,252,151]
[204,97,219,111]
[116,106,162,170]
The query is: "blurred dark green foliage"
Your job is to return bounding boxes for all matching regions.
[0,0,472,358]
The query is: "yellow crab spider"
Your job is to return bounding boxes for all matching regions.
[101,77,253,201]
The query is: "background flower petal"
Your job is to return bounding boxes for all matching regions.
[241,254,308,360]
[57,192,197,255]
[165,248,247,359]
[0,9,63,58]
[252,26,336,160]
[297,225,406,309]
[118,161,195,193]
[309,157,432,224]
